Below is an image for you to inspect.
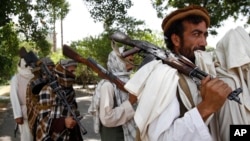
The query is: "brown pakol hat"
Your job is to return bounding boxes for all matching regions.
[162,5,210,33]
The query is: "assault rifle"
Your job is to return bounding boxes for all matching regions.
[109,31,242,104]
[62,45,137,103]
[20,47,87,135]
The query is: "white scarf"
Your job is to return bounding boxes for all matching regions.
[17,58,34,79]
[125,60,179,141]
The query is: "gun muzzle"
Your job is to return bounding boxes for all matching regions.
[121,47,141,58]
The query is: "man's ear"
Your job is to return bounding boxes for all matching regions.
[171,34,180,52]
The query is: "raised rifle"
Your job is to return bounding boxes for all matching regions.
[109,31,242,104]
[62,45,137,102]
[62,45,126,92]
[21,48,87,136]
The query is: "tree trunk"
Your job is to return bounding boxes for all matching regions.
[61,16,63,48]
[53,8,57,52]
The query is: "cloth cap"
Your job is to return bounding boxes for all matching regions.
[40,57,55,66]
[54,63,75,87]
[60,59,77,68]
[107,46,127,73]
[162,5,210,33]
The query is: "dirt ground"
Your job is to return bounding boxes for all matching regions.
[0,85,10,111]
[0,85,101,141]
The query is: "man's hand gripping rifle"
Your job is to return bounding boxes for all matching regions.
[109,31,242,104]
[62,45,137,104]
[20,48,87,135]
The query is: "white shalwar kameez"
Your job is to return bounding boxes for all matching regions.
[10,59,33,141]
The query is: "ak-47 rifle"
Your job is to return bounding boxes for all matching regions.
[62,45,137,103]
[21,48,87,136]
[109,31,242,104]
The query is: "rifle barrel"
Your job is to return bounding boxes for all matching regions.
[121,47,141,58]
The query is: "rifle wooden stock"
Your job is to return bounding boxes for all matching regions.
[62,45,128,93]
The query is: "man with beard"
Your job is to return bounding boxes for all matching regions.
[124,5,232,141]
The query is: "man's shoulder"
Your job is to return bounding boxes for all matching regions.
[100,80,113,87]
[10,74,18,84]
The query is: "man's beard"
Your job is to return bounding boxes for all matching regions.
[179,47,195,63]
[179,46,205,63]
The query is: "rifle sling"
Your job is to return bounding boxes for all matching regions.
[177,74,195,117]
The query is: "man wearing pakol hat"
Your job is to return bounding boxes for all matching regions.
[34,58,83,141]
[124,5,232,141]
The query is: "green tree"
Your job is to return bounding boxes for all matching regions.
[0,0,70,55]
[0,0,70,84]
[0,23,19,83]
[151,0,250,34]
[36,0,70,52]
[83,0,150,34]
[71,33,111,67]
[50,49,65,64]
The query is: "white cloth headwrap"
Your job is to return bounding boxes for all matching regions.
[108,47,137,141]
[17,58,34,79]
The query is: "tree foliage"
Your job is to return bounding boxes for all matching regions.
[0,0,70,55]
[0,23,19,83]
[0,0,70,84]
[83,0,151,34]
[69,34,111,85]
[71,33,111,67]
[151,0,250,34]
[84,0,132,29]
[84,0,249,35]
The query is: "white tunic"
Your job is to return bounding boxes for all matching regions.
[125,60,213,141]
[99,81,135,127]
[10,59,33,141]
